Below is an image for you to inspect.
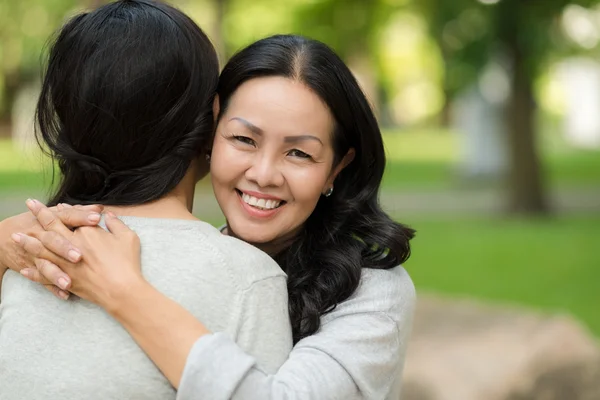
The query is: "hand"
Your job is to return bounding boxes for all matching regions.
[14,204,144,313]
[1,200,103,299]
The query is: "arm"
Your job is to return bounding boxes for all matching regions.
[178,282,415,400]
[109,272,292,394]
[17,203,415,399]
[0,211,67,299]
[0,202,102,298]
[15,207,293,391]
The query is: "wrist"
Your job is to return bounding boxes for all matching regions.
[104,274,152,319]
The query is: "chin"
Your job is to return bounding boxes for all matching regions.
[226,221,271,242]
[239,230,278,245]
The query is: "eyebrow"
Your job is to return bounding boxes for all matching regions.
[230,117,323,145]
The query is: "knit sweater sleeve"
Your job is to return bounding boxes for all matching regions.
[176,266,416,400]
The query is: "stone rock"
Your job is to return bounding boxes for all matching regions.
[401,295,600,400]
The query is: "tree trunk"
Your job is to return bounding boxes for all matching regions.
[440,92,452,127]
[213,0,227,65]
[505,43,548,214]
[0,71,21,137]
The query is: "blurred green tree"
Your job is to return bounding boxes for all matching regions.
[289,0,407,117]
[0,0,88,128]
[414,0,600,214]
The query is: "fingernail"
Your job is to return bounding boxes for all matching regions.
[20,268,30,278]
[107,211,116,218]
[68,249,81,262]
[10,233,22,243]
[25,198,35,210]
[88,213,101,223]
[58,277,70,290]
[58,290,70,300]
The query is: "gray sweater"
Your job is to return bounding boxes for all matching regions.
[177,265,416,400]
[0,217,292,400]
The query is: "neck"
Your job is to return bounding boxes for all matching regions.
[224,225,299,258]
[106,161,198,220]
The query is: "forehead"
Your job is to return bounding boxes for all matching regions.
[225,76,334,137]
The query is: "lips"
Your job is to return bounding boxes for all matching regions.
[236,189,286,210]
[241,192,282,210]
[235,189,286,218]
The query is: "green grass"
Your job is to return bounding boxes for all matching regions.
[0,140,51,193]
[403,215,600,335]
[380,129,600,190]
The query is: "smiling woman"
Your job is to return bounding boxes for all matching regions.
[211,76,353,250]
[1,33,416,400]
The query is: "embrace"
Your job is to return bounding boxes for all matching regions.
[0,1,416,399]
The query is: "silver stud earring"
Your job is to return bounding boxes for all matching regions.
[324,187,334,197]
[205,153,211,163]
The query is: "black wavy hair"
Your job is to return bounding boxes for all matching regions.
[217,34,415,343]
[37,0,219,206]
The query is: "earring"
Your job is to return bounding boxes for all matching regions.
[324,187,334,197]
[205,153,211,163]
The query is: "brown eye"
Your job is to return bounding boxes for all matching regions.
[234,136,256,146]
[288,149,312,159]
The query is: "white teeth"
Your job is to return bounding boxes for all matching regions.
[241,193,281,210]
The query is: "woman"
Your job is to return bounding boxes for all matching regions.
[0,2,291,399]
[2,35,416,399]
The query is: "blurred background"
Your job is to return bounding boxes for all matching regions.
[0,0,599,397]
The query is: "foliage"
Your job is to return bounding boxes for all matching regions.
[0,0,82,116]
[412,0,600,99]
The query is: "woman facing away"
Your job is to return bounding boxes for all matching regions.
[0,29,417,400]
[0,1,293,399]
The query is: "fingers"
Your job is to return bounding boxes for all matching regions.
[60,203,104,213]
[12,230,81,263]
[46,284,71,300]
[11,233,46,259]
[34,258,72,291]
[26,200,89,237]
[20,268,70,300]
[104,211,136,239]
[29,200,102,230]
[26,199,71,235]
[75,204,104,213]
[38,230,83,263]
[57,207,101,228]
[11,234,73,290]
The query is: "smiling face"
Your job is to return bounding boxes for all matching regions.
[210,76,351,253]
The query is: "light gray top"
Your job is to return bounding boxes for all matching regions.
[0,216,292,400]
[178,264,416,400]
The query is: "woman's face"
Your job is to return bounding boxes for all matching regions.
[210,76,351,253]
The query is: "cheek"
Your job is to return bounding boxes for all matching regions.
[286,167,328,209]
[210,140,243,187]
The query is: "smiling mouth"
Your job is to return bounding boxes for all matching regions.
[236,189,286,211]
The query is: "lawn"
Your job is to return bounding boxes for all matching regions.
[402,215,600,336]
[381,129,600,190]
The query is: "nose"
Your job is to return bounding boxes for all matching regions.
[245,152,285,188]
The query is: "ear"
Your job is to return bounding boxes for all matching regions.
[213,95,220,123]
[324,148,355,190]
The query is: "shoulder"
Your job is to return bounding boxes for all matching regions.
[202,230,286,290]
[323,266,416,329]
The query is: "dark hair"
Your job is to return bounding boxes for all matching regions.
[218,35,415,343]
[37,0,219,206]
